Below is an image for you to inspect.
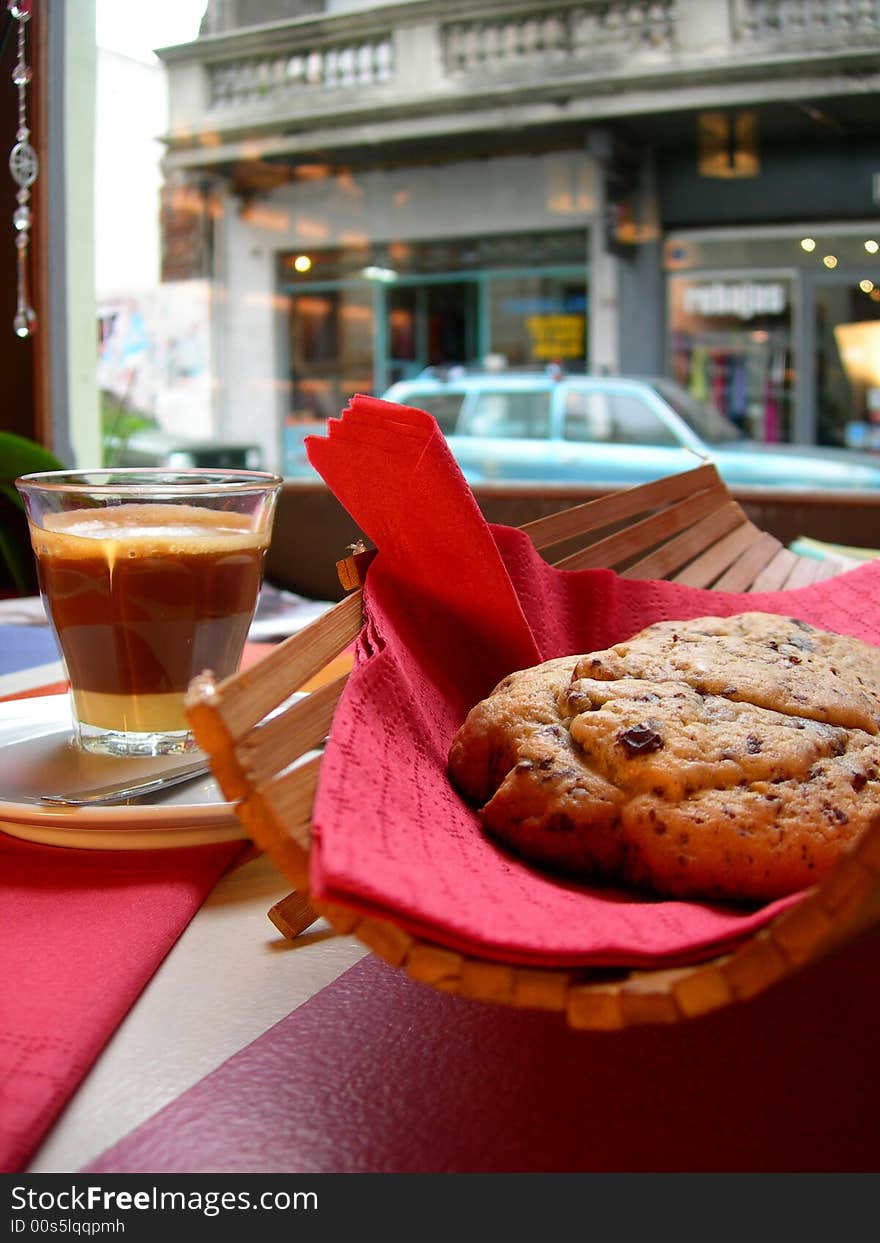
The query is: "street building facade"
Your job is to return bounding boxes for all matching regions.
[157,0,880,472]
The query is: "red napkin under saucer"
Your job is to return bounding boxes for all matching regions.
[306,396,880,969]
[0,642,274,1172]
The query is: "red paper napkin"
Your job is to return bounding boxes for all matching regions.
[306,395,880,968]
[0,643,274,1173]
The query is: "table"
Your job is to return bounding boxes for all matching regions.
[4,623,880,1174]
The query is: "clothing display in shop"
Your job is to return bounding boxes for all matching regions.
[676,333,790,443]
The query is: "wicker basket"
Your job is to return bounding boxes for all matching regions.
[184,463,880,1029]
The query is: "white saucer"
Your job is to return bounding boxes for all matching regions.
[0,694,248,851]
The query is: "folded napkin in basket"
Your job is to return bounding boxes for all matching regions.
[305,396,880,970]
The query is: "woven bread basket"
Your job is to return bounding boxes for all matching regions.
[184,463,880,1030]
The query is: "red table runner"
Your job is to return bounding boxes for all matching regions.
[0,644,274,1173]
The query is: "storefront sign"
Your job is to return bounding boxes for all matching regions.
[527,314,584,359]
[682,280,787,320]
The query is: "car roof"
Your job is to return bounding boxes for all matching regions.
[387,371,663,391]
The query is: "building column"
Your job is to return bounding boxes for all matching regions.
[45,0,99,467]
[587,131,620,375]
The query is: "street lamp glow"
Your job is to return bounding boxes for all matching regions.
[865,240,879,255]
[293,254,312,273]
[823,254,838,269]
[800,237,816,252]
[860,279,875,293]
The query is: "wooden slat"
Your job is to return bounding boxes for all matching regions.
[554,482,731,572]
[235,673,348,787]
[670,519,763,588]
[622,500,748,581]
[748,546,799,593]
[459,959,516,1004]
[268,891,319,940]
[519,462,720,554]
[186,590,362,748]
[710,531,783,592]
[782,554,834,590]
[405,943,464,992]
[255,752,323,833]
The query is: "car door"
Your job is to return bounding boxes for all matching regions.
[448,384,556,481]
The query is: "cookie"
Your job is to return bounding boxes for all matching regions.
[576,612,880,735]
[448,613,880,902]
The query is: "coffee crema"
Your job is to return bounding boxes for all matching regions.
[33,503,268,733]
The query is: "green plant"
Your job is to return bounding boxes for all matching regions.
[0,431,66,595]
[101,390,157,466]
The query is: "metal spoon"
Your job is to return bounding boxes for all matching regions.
[21,756,214,806]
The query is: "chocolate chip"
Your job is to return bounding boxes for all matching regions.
[618,723,664,756]
[785,633,817,652]
[852,772,868,792]
[746,734,762,754]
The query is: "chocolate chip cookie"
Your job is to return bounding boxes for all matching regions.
[448,613,880,902]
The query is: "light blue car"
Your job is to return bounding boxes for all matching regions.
[284,371,880,491]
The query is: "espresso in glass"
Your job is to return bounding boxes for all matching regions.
[17,470,281,756]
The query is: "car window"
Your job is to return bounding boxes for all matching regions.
[563,389,614,442]
[462,390,552,438]
[650,379,745,443]
[394,390,464,434]
[607,393,681,447]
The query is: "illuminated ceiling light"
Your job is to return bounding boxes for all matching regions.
[697,110,760,179]
[293,254,312,273]
[865,240,879,254]
[361,264,398,282]
[860,279,875,293]
[800,237,816,252]
[823,254,838,269]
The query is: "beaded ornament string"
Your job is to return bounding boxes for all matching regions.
[8,0,36,338]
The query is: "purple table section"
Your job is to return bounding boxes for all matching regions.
[86,928,880,1174]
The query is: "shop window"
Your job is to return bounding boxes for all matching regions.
[668,274,793,443]
[288,286,373,422]
[817,282,880,448]
[488,275,587,367]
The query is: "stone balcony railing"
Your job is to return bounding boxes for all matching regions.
[157,0,880,167]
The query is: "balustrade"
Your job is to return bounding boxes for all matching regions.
[444,3,675,75]
[208,36,394,110]
[175,0,880,122]
[733,0,880,41]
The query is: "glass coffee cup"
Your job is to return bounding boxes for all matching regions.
[16,468,282,757]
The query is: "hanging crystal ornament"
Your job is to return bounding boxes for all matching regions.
[8,0,36,338]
